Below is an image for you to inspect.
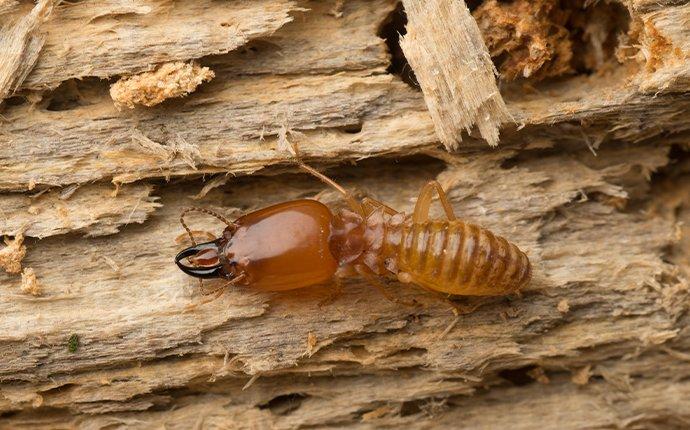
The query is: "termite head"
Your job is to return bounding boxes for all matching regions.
[175,240,225,279]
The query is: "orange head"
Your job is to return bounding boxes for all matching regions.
[175,199,345,291]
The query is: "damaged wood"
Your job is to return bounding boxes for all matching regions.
[2,1,690,190]
[14,0,298,93]
[0,183,160,238]
[0,145,687,427]
[400,0,511,149]
[1,0,689,428]
[0,0,55,102]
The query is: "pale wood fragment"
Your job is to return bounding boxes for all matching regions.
[19,267,41,296]
[400,0,512,149]
[0,0,56,102]
[110,62,214,109]
[637,3,690,93]
[0,233,25,274]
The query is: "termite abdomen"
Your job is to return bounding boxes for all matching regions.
[384,220,530,296]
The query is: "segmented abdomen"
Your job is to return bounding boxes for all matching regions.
[382,220,531,296]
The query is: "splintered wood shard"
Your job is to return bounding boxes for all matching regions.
[0,0,55,103]
[400,0,512,149]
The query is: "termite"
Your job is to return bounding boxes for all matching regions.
[175,163,531,306]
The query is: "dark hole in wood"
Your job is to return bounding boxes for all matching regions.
[259,393,308,415]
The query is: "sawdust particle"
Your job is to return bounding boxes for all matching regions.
[98,255,121,273]
[557,299,570,313]
[0,234,26,274]
[306,332,317,356]
[21,267,42,296]
[110,61,214,109]
[361,405,395,421]
[31,394,43,408]
[571,365,591,385]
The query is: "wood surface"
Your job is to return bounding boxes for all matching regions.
[1,0,689,428]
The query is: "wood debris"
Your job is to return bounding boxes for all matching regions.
[0,0,55,103]
[571,365,592,385]
[20,267,42,296]
[0,233,26,274]
[110,62,215,109]
[400,0,511,149]
[557,299,570,313]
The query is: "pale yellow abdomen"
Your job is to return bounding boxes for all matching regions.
[382,220,531,296]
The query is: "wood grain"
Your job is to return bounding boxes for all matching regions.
[1,0,689,428]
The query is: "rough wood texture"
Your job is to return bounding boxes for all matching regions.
[400,0,511,148]
[1,0,690,428]
[11,0,298,93]
[0,0,55,101]
[0,184,160,239]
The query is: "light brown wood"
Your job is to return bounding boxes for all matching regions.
[1,1,689,428]
[400,0,511,149]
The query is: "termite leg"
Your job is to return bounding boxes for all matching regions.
[414,284,464,316]
[412,181,456,224]
[398,271,468,316]
[361,197,398,217]
[412,281,487,316]
[318,276,343,307]
[355,265,416,307]
[184,274,246,313]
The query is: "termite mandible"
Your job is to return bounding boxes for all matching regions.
[175,163,531,307]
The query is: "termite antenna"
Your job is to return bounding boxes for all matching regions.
[281,138,364,215]
[297,162,365,216]
[179,207,238,246]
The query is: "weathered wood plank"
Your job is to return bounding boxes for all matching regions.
[1,1,690,428]
[16,0,298,92]
[0,145,685,423]
[0,183,160,239]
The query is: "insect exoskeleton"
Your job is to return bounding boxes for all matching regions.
[175,163,531,303]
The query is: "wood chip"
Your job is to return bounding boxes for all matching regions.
[0,233,26,274]
[110,62,215,109]
[400,0,512,149]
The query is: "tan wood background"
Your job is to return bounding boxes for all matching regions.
[1,0,689,428]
